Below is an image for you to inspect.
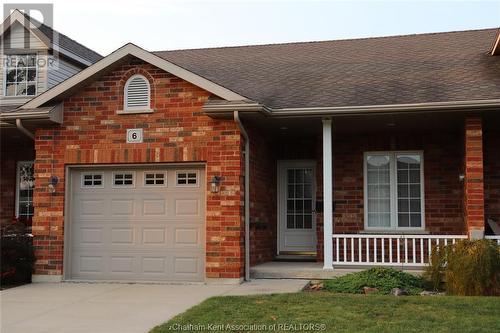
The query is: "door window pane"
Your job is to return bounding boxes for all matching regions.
[17,162,35,220]
[286,168,314,229]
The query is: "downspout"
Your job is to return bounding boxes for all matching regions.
[16,119,35,140]
[233,111,250,281]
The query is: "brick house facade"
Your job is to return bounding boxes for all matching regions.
[31,59,245,279]
[2,29,500,282]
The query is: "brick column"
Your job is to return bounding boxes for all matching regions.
[464,116,485,239]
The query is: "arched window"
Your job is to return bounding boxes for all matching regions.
[124,74,150,111]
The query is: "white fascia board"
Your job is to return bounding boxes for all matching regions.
[22,43,246,109]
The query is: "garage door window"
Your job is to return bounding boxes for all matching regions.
[176,171,198,187]
[113,172,135,187]
[144,172,166,186]
[81,173,104,188]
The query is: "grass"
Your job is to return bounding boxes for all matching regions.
[150,292,500,333]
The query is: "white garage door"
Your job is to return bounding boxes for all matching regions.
[68,166,205,282]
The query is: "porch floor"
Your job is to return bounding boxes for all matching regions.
[250,261,424,280]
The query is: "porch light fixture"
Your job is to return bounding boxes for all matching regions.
[210,176,222,193]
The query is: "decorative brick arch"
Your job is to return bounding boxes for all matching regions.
[118,67,156,109]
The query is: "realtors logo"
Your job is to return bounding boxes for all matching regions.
[2,3,60,69]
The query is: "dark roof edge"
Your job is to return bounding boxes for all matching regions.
[203,99,500,118]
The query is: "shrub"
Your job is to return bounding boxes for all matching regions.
[323,267,426,295]
[1,234,35,285]
[424,239,500,296]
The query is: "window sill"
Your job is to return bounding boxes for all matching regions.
[117,109,154,115]
[360,229,430,235]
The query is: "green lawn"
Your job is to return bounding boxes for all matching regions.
[151,292,500,333]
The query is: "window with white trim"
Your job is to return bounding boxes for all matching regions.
[16,161,35,219]
[364,152,424,230]
[124,74,150,111]
[144,172,166,186]
[5,54,37,96]
[113,172,135,187]
[176,171,198,186]
[81,173,104,188]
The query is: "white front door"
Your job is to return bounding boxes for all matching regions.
[278,160,317,253]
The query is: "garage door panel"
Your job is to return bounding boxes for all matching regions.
[142,257,166,273]
[174,228,201,246]
[141,227,167,244]
[174,198,200,216]
[69,167,205,282]
[142,199,167,216]
[111,199,135,216]
[79,227,103,244]
[71,252,204,281]
[111,228,135,244]
[79,199,106,216]
[79,256,103,273]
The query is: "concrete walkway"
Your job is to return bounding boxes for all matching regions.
[1,279,308,333]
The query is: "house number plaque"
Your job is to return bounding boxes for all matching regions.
[126,129,143,143]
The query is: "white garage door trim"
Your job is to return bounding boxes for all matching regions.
[63,163,206,282]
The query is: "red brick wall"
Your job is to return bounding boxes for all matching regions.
[331,130,465,235]
[484,129,500,224]
[0,136,35,228]
[32,58,244,279]
[464,117,485,235]
[247,129,466,263]
[248,125,277,265]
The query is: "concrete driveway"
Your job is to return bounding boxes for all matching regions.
[1,280,307,333]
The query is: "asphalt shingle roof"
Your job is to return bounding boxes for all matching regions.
[155,29,500,109]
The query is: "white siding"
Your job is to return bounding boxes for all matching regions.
[1,22,47,50]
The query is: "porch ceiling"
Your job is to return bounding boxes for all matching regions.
[241,110,500,138]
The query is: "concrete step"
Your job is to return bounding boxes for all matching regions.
[250,261,424,280]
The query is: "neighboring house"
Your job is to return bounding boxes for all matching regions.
[0,10,102,230]
[1,21,499,283]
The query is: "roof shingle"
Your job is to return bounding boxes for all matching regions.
[155,29,500,109]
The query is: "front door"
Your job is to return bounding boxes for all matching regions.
[278,160,317,253]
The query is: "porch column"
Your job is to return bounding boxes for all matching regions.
[464,116,485,239]
[322,118,333,269]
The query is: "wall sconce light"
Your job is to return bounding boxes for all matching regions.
[459,174,465,182]
[48,175,59,194]
[210,176,222,193]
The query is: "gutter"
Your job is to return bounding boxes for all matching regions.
[233,111,251,282]
[15,119,34,140]
[205,99,500,118]
[0,103,63,124]
[203,102,269,117]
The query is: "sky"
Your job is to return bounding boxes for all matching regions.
[3,0,500,56]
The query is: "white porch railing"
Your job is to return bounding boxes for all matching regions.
[485,235,500,245]
[332,234,467,267]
